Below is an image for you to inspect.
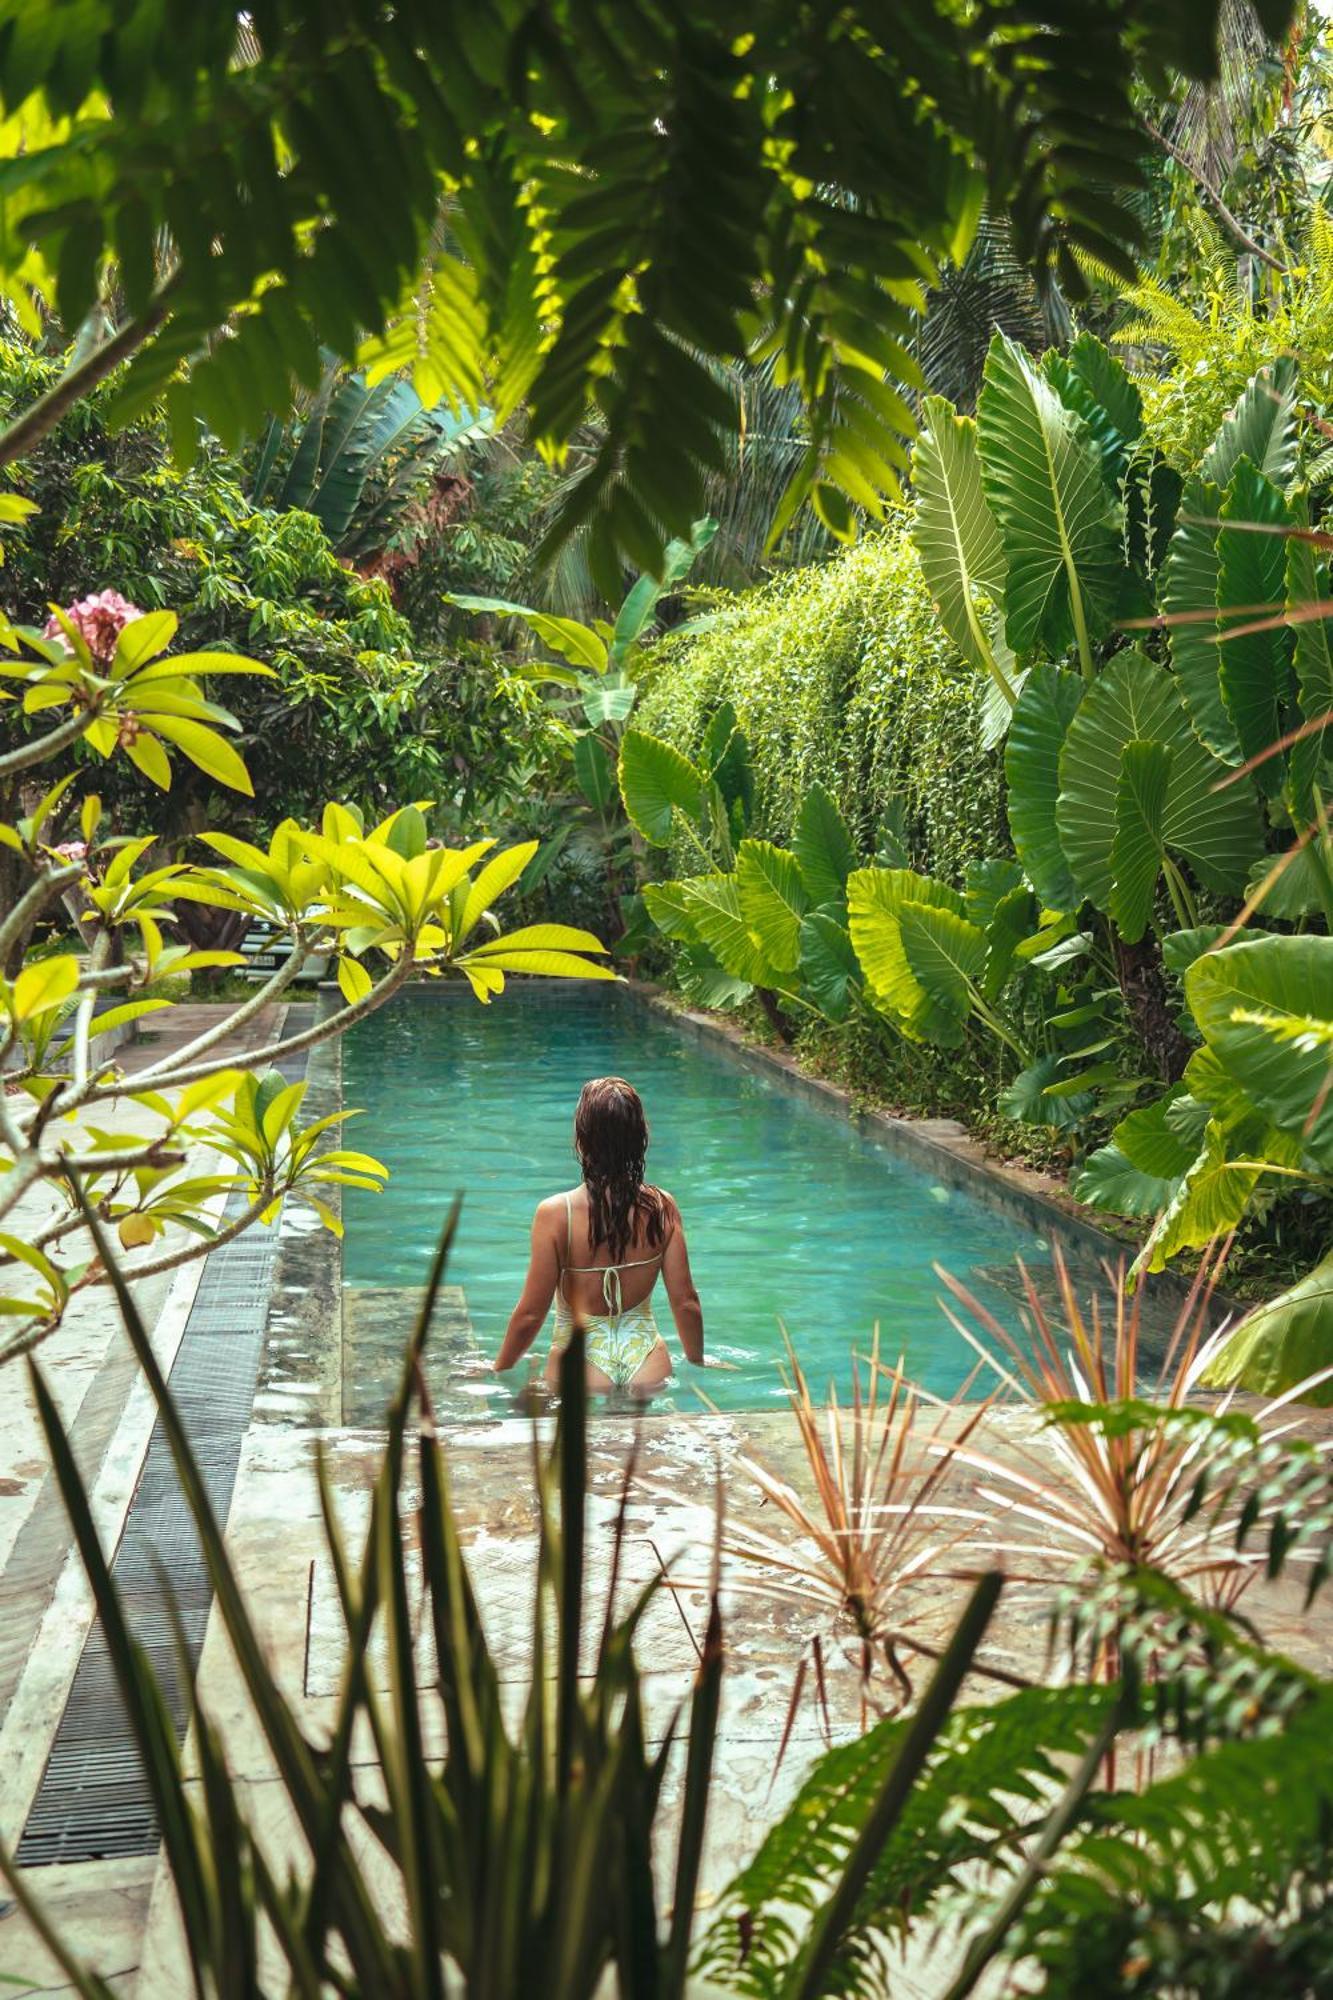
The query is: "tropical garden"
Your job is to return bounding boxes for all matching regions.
[1,0,1333,1994]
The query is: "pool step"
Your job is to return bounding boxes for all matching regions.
[342,1283,487,1425]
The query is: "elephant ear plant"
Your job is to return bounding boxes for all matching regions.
[627,338,1331,1396]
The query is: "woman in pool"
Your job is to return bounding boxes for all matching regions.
[494,1075,704,1393]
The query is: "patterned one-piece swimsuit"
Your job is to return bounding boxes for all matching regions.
[549,1191,669,1388]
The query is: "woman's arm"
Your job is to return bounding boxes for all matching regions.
[661,1208,704,1364]
[494,1201,561,1371]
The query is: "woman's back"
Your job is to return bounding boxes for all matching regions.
[495,1074,704,1393]
[558,1183,671,1320]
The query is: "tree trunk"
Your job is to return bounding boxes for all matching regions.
[754,985,794,1046]
[1112,931,1191,1083]
[172,899,250,954]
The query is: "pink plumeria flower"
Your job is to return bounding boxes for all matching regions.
[43,589,144,666]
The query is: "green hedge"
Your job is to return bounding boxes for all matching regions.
[639,524,1007,883]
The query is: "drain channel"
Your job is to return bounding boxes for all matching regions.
[18,1023,311,1866]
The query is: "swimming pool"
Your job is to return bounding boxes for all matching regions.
[339,986,1144,1420]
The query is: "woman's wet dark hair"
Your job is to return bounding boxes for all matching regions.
[574,1076,669,1261]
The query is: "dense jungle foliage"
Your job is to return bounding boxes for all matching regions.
[4,3,1333,1994]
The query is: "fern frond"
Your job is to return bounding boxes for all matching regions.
[1014,1688,1333,1980]
[694,1684,1114,1997]
[1116,281,1219,366]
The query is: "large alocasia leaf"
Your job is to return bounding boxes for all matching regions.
[618,729,703,844]
[792,783,857,910]
[897,904,987,1028]
[1074,1140,1186,1219]
[1108,1085,1200,1180]
[799,911,861,1022]
[1216,460,1297,793]
[1161,475,1237,760]
[1055,649,1262,911]
[1161,925,1271,975]
[677,874,774,985]
[912,397,1012,693]
[1134,1118,1265,1274]
[735,840,807,974]
[676,941,753,1010]
[983,886,1039,999]
[1042,334,1142,485]
[1287,531,1333,762]
[999,1053,1092,1132]
[1197,356,1299,491]
[1185,935,1333,1169]
[977,333,1125,667]
[847,869,975,1046]
[1198,1251,1333,1402]
[964,857,1025,931]
[1108,738,1172,942]
[641,881,699,940]
[1004,665,1085,911]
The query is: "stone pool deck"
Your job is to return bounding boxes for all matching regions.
[6,1326,1333,1994]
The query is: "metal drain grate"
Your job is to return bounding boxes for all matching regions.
[18,1021,312,1866]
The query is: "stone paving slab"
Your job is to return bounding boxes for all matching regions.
[0,1855,153,1996]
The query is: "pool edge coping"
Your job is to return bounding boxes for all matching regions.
[293,977,1245,1406]
[625,979,1240,1332]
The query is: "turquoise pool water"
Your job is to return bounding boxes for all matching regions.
[340,988,1107,1418]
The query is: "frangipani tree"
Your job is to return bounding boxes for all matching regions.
[0,594,612,1361]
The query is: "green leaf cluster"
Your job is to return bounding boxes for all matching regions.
[0,2,1272,583]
